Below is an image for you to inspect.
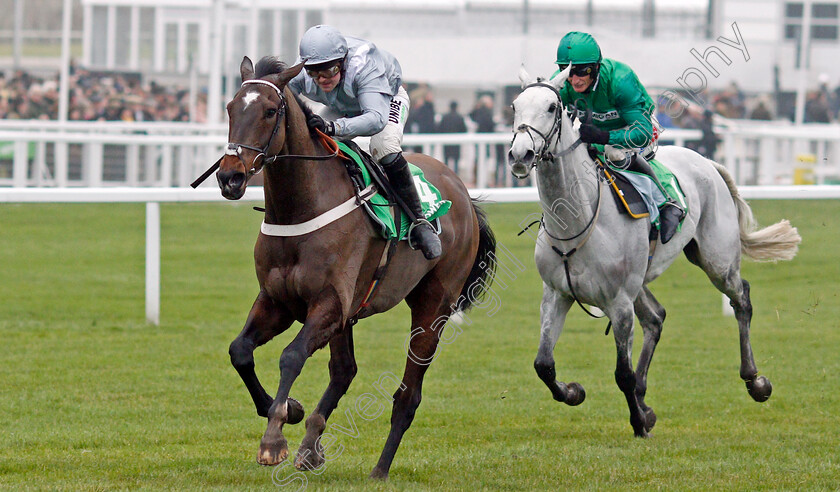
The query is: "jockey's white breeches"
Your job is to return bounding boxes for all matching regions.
[370,86,410,163]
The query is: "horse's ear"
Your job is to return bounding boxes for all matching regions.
[518,65,533,89]
[549,65,571,90]
[240,56,255,82]
[268,62,305,90]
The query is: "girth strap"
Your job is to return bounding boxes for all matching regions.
[347,203,401,325]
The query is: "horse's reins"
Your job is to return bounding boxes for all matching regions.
[514,80,610,331]
[190,79,339,189]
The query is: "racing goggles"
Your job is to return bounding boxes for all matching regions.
[558,64,596,77]
[305,64,342,80]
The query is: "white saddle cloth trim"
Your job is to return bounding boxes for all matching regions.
[260,185,375,237]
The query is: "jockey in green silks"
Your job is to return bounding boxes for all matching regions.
[552,31,685,244]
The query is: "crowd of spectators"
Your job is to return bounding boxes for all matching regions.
[0,66,206,122]
[656,79,840,128]
[6,66,840,128]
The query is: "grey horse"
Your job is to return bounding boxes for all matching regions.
[508,67,801,437]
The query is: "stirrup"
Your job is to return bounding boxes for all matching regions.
[407,218,441,259]
[407,218,434,250]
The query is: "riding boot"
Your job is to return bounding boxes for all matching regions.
[380,152,442,259]
[627,154,685,244]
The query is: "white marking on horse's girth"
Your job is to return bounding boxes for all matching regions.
[242,91,260,110]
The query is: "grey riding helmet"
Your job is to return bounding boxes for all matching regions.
[299,25,348,66]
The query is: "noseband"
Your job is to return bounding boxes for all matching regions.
[511,81,584,171]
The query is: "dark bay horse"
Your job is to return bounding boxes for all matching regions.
[215,56,496,479]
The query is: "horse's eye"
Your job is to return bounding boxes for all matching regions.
[548,103,557,113]
[266,108,277,118]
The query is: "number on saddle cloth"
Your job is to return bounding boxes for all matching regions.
[335,140,451,241]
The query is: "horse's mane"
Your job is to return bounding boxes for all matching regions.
[254,55,316,121]
[255,56,286,78]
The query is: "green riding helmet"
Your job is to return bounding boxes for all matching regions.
[556,31,602,66]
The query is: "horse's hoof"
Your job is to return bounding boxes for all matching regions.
[565,382,586,406]
[369,467,389,480]
[295,415,326,471]
[286,397,305,425]
[644,408,657,432]
[257,439,289,466]
[746,375,772,402]
[294,448,325,471]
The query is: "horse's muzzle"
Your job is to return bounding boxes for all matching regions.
[508,148,534,179]
[217,167,247,200]
[508,132,537,179]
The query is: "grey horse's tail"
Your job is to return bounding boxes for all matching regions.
[712,161,801,261]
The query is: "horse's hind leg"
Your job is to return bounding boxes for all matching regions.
[727,277,772,401]
[258,293,344,466]
[609,303,649,437]
[370,282,453,480]
[534,283,585,406]
[294,323,357,471]
[633,286,665,432]
[685,240,772,402]
[229,291,299,419]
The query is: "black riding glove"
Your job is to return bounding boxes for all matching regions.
[579,123,610,145]
[307,113,335,136]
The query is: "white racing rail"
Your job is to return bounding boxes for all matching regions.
[2,185,838,324]
[3,119,840,188]
[0,121,704,188]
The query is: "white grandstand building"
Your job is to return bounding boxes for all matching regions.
[74,0,840,99]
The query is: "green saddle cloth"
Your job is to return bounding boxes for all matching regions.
[337,142,451,240]
[648,158,688,211]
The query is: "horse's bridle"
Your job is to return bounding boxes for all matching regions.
[226,79,339,176]
[190,78,339,189]
[224,80,287,177]
[511,81,584,174]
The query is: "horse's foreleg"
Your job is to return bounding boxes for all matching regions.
[229,291,296,418]
[258,293,344,466]
[632,286,665,432]
[726,278,772,402]
[294,323,357,471]
[534,284,584,405]
[610,307,648,437]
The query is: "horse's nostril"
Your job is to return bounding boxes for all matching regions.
[229,173,245,189]
[524,150,535,162]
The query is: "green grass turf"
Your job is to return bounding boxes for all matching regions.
[1,199,838,490]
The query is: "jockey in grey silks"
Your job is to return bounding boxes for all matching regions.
[288,25,441,259]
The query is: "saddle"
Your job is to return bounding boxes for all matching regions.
[600,165,650,219]
[592,150,687,225]
[336,140,450,241]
